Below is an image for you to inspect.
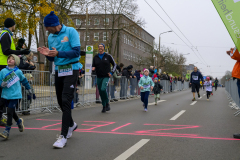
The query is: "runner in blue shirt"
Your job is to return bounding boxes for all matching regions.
[38,11,82,149]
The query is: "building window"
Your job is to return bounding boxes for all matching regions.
[94,18,100,25]
[94,32,99,41]
[46,31,48,36]
[104,18,109,25]
[124,34,126,43]
[85,19,90,25]
[132,53,135,62]
[76,19,81,25]
[123,20,126,27]
[103,32,108,41]
[130,52,132,61]
[84,32,90,41]
[78,31,80,39]
[124,50,127,59]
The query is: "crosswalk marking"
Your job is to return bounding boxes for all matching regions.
[114,139,150,160]
[190,101,197,105]
[170,110,186,120]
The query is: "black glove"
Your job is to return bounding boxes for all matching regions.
[21,49,31,55]
[27,94,31,100]
[33,94,36,100]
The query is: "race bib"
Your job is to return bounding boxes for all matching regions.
[3,71,20,88]
[192,75,198,80]
[58,64,73,77]
[143,85,150,89]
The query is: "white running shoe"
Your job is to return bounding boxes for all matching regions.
[67,122,78,139]
[144,108,148,112]
[53,135,67,149]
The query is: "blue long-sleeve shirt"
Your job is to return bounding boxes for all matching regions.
[47,24,82,70]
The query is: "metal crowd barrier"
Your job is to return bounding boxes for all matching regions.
[2,73,191,118]
[225,80,240,116]
[76,78,191,107]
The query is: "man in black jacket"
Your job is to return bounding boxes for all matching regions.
[92,44,116,113]
[190,67,203,101]
[0,18,30,126]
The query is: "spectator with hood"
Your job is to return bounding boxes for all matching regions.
[120,65,133,99]
[149,66,155,78]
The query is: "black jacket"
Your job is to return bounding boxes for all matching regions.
[19,55,36,70]
[162,74,168,80]
[149,69,154,77]
[134,71,140,81]
[153,83,163,94]
[122,68,132,79]
[92,53,116,78]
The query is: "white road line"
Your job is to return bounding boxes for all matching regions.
[198,97,202,99]
[114,139,150,160]
[190,101,197,105]
[170,110,186,120]
[203,94,206,96]
[148,100,166,106]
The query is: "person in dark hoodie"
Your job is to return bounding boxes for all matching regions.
[153,77,163,105]
[149,66,154,78]
[134,70,141,81]
[120,65,133,99]
[190,67,203,101]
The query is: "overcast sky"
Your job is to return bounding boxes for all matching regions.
[137,0,235,78]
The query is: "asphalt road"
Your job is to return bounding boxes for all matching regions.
[1,88,240,160]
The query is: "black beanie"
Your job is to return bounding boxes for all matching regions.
[4,18,15,28]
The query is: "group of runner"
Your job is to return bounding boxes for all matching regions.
[190,67,219,101]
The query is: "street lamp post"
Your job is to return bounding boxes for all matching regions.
[153,55,156,67]
[159,31,172,55]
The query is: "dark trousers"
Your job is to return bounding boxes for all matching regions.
[110,85,116,99]
[206,91,211,99]
[6,99,20,126]
[55,70,78,138]
[141,91,150,109]
[120,78,127,98]
[215,85,218,91]
[97,77,110,107]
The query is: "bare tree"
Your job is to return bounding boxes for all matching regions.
[85,0,146,63]
[134,45,187,76]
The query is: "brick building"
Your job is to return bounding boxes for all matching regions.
[39,14,155,69]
